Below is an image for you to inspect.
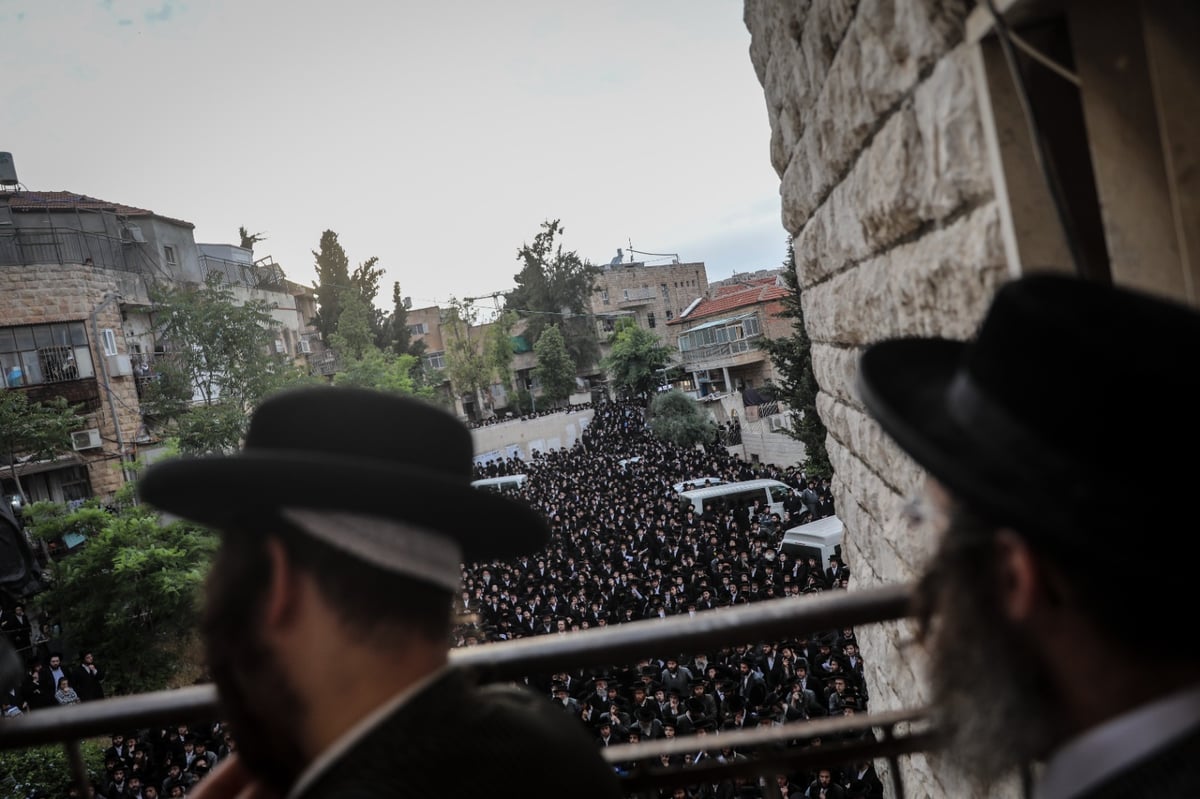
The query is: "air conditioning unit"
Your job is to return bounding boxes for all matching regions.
[298,340,312,354]
[769,415,790,432]
[71,429,102,451]
[107,353,133,376]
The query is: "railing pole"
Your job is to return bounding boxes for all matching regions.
[65,738,89,799]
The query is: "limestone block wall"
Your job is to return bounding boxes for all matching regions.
[471,408,596,464]
[745,1,1014,796]
[0,263,144,499]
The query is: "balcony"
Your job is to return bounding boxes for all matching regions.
[619,288,657,306]
[678,334,765,372]
[0,228,142,272]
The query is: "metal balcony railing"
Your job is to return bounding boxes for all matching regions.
[0,584,937,798]
[0,229,143,272]
[679,335,763,371]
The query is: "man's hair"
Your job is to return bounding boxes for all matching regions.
[918,497,1196,658]
[213,523,454,646]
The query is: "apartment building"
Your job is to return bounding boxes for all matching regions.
[0,173,315,505]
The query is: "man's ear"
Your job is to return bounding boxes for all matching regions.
[994,529,1041,621]
[263,536,299,629]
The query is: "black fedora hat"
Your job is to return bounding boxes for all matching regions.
[857,272,1200,551]
[139,386,550,567]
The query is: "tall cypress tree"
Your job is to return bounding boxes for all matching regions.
[311,230,350,342]
[759,238,832,478]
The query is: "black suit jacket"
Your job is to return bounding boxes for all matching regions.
[297,668,623,799]
[1074,721,1200,799]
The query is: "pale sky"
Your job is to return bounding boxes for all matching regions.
[2,1,786,314]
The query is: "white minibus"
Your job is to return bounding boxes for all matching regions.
[470,474,528,494]
[676,478,795,518]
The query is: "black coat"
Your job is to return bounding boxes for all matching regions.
[1074,721,1200,799]
[297,667,623,799]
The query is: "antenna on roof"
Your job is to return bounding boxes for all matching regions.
[627,243,681,264]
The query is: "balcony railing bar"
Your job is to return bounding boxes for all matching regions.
[451,584,913,680]
[611,712,939,799]
[0,584,920,797]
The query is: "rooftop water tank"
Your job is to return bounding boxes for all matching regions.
[0,153,17,186]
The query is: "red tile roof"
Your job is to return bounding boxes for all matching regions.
[669,279,789,325]
[4,191,194,228]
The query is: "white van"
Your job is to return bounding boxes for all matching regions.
[779,515,844,565]
[676,478,795,518]
[672,477,726,493]
[470,474,528,494]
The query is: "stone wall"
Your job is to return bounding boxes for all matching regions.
[471,408,596,463]
[0,263,143,500]
[744,1,1013,796]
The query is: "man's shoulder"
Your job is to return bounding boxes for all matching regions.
[300,672,622,799]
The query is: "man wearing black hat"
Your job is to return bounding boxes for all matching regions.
[140,387,621,799]
[856,273,1200,798]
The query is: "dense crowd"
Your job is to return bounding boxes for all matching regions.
[1,398,878,799]
[460,399,880,798]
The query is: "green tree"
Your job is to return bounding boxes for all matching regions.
[533,324,577,407]
[648,388,717,449]
[146,273,297,453]
[27,499,217,695]
[506,220,601,369]
[329,291,375,361]
[483,310,519,408]
[441,298,492,417]
[311,230,350,341]
[333,348,433,398]
[387,282,411,355]
[759,238,832,478]
[0,739,106,799]
[602,318,675,399]
[349,255,389,348]
[0,392,81,503]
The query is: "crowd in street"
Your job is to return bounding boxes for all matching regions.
[460,399,880,798]
[1,398,879,799]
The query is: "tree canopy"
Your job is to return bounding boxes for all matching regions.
[145,273,310,454]
[25,492,217,695]
[440,298,492,416]
[0,392,80,503]
[533,324,577,407]
[506,220,601,370]
[648,388,716,449]
[333,347,432,398]
[602,318,676,399]
[311,230,350,342]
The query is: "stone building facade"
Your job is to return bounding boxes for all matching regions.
[745,0,1197,796]
[0,187,318,506]
[589,259,709,350]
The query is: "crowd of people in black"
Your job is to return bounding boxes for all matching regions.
[1,397,877,799]
[460,399,881,798]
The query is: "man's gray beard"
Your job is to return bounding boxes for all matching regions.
[924,548,1056,790]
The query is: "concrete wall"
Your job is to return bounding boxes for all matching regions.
[744,1,1010,796]
[471,408,596,463]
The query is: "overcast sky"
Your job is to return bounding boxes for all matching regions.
[3,1,786,313]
